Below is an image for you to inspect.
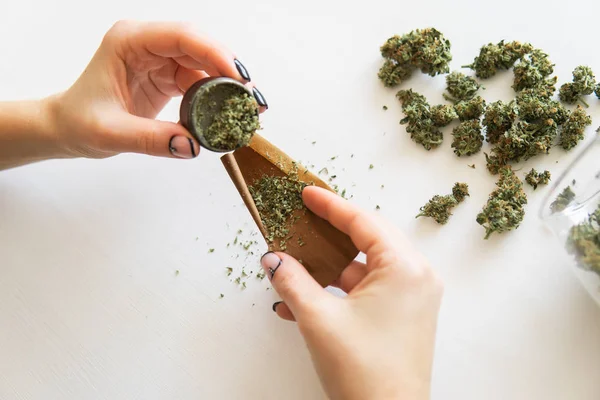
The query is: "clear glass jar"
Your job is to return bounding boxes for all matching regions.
[540,133,600,306]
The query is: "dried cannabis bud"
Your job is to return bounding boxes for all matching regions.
[416,194,458,225]
[444,71,481,103]
[397,89,443,150]
[524,169,550,190]
[416,182,468,224]
[550,186,576,213]
[204,93,260,150]
[559,105,592,150]
[452,182,470,203]
[463,40,533,79]
[452,120,484,156]
[559,66,596,106]
[483,100,518,144]
[430,104,458,127]
[379,28,452,87]
[476,167,527,239]
[516,88,568,124]
[512,49,555,92]
[566,203,600,276]
[248,174,308,243]
[454,96,486,121]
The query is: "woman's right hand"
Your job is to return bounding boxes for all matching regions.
[260,186,444,400]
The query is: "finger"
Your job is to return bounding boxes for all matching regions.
[103,113,200,159]
[124,21,249,82]
[302,186,423,270]
[331,260,368,293]
[272,302,296,322]
[173,55,219,76]
[260,251,332,319]
[175,67,210,93]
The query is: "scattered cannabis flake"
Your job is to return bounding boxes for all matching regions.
[452,182,470,203]
[463,40,533,79]
[430,104,458,127]
[208,248,215,253]
[416,182,468,224]
[483,100,518,144]
[369,164,374,169]
[204,93,259,151]
[397,89,443,150]
[524,169,551,190]
[226,267,233,276]
[454,96,486,121]
[383,105,388,110]
[559,66,596,106]
[559,105,592,150]
[451,120,484,157]
[175,270,180,276]
[376,205,381,210]
[566,203,600,276]
[379,28,452,87]
[444,71,481,103]
[468,164,476,169]
[550,186,576,213]
[476,168,527,239]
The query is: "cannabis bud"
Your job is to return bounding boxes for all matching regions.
[476,167,527,239]
[379,28,452,87]
[452,182,470,203]
[559,105,592,151]
[463,40,533,79]
[512,49,555,92]
[454,96,486,121]
[444,71,481,103]
[416,182,468,224]
[483,100,518,144]
[397,89,443,150]
[595,83,600,99]
[559,66,596,106]
[524,169,550,190]
[550,186,576,214]
[430,104,458,127]
[566,202,600,276]
[452,120,484,157]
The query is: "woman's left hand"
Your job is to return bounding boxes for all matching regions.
[52,20,266,160]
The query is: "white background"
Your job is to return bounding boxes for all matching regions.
[1,0,600,399]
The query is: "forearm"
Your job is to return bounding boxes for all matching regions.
[0,97,67,170]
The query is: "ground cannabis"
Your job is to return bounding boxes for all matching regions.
[204,93,260,151]
[559,66,596,106]
[454,96,487,121]
[452,120,484,157]
[550,186,576,213]
[566,203,600,277]
[559,105,592,150]
[444,71,482,103]
[483,100,518,144]
[430,104,458,127]
[416,182,468,224]
[524,169,551,190]
[476,168,527,239]
[463,41,533,79]
[397,89,443,150]
[379,28,452,87]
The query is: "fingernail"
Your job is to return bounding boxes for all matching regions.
[252,87,268,109]
[169,136,199,159]
[234,59,251,81]
[261,251,282,280]
[272,301,282,312]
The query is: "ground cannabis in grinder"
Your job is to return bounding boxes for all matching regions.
[524,169,551,190]
[204,93,260,150]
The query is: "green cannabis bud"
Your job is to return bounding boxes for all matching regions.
[379,28,452,87]
[452,120,484,157]
[566,203,600,276]
[397,89,443,150]
[416,195,458,225]
[512,49,555,92]
[516,90,568,125]
[454,96,487,121]
[559,105,592,150]
[204,93,260,151]
[550,186,576,213]
[483,100,518,144]
[452,182,470,203]
[463,40,533,79]
[559,66,596,106]
[524,169,551,190]
[444,71,481,102]
[476,167,527,239]
[431,104,458,127]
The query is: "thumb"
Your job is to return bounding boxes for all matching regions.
[104,114,200,159]
[261,252,330,319]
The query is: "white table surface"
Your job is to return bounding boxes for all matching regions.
[2,0,600,399]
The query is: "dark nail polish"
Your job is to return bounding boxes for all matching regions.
[253,87,268,109]
[272,301,282,312]
[169,136,199,159]
[234,59,251,81]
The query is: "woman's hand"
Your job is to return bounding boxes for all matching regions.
[0,20,267,170]
[260,186,444,400]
